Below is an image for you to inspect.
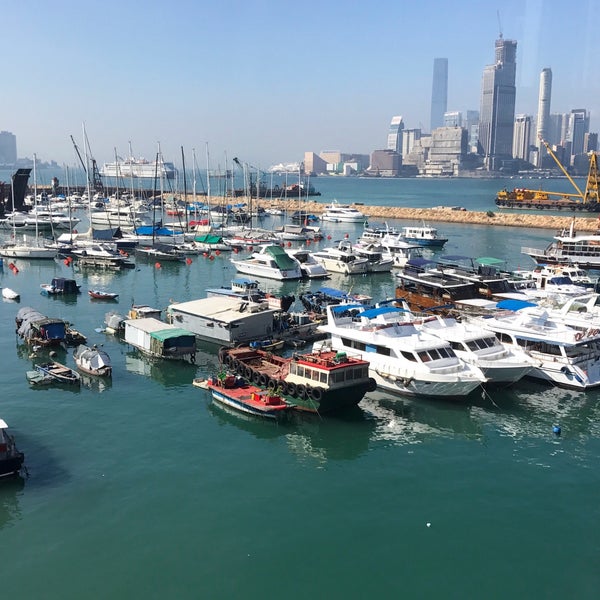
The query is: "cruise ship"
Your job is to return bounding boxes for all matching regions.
[101,157,177,180]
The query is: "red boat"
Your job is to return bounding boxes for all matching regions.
[88,290,119,300]
[197,375,290,420]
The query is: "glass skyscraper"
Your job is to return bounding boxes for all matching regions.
[387,116,404,153]
[430,58,448,131]
[478,37,517,170]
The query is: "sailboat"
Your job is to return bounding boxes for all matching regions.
[0,157,57,259]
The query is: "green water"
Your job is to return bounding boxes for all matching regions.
[1,180,599,598]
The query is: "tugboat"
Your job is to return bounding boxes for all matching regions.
[218,344,376,413]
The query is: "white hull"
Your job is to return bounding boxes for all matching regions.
[0,245,56,259]
[232,261,301,280]
[312,255,368,274]
[371,369,482,397]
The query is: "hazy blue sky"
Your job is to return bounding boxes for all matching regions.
[2,0,598,169]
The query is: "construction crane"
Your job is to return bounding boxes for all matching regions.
[495,139,600,211]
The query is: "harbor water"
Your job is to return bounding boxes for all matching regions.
[1,176,599,599]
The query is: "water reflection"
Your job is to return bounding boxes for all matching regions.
[125,349,203,388]
[0,477,25,530]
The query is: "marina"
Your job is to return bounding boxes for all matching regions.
[1,175,599,598]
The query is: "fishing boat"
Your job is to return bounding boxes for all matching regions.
[218,344,376,413]
[88,289,119,300]
[198,374,291,420]
[321,200,366,223]
[318,303,487,399]
[73,344,112,376]
[0,419,25,478]
[40,278,81,296]
[231,244,303,280]
[399,225,448,247]
[16,307,68,347]
[34,361,81,385]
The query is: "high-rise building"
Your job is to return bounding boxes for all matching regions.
[401,129,421,157]
[535,68,552,166]
[430,58,448,131]
[584,132,598,153]
[513,114,532,161]
[478,37,517,170]
[465,110,480,152]
[548,113,569,146]
[387,116,404,153]
[569,109,589,158]
[443,111,462,127]
[0,131,17,165]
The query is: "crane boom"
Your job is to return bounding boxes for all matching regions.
[539,137,584,197]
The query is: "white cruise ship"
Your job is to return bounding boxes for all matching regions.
[101,157,177,180]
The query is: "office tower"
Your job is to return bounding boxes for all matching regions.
[513,114,532,161]
[401,129,421,157]
[0,131,17,165]
[569,109,589,157]
[548,113,569,146]
[387,116,404,153]
[535,68,552,166]
[430,58,448,131]
[444,111,462,127]
[465,110,479,151]
[478,37,517,170]
[584,132,598,153]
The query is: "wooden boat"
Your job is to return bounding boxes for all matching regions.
[0,419,25,478]
[73,344,112,376]
[26,370,54,385]
[88,289,119,300]
[34,361,81,385]
[218,344,376,413]
[199,374,291,420]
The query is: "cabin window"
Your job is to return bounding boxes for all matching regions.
[400,351,419,362]
[331,371,345,383]
[376,345,391,356]
[320,372,328,384]
[296,366,305,378]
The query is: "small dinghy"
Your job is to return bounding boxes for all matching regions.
[34,361,81,385]
[88,289,119,300]
[1,287,20,301]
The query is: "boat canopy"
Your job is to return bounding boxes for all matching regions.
[150,328,196,342]
[194,234,224,244]
[475,257,506,266]
[360,306,410,319]
[496,299,538,311]
[264,245,299,270]
[330,304,366,313]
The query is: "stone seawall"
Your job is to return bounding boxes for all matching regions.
[248,198,600,232]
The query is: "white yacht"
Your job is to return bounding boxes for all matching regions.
[231,244,303,280]
[468,302,600,390]
[317,303,487,398]
[90,204,156,232]
[321,201,366,223]
[311,245,369,275]
[285,248,329,279]
[343,241,394,273]
[399,225,448,247]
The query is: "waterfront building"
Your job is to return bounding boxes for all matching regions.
[513,114,532,162]
[401,129,421,158]
[387,116,404,153]
[368,150,401,177]
[304,152,329,175]
[535,68,552,167]
[478,37,518,171]
[0,131,17,165]
[584,132,598,153]
[421,127,467,176]
[430,58,448,131]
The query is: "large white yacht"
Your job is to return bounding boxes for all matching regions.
[321,200,366,223]
[468,301,600,390]
[231,244,303,280]
[311,245,369,275]
[317,303,487,398]
[285,248,329,279]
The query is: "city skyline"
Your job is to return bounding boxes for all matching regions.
[2,0,599,168]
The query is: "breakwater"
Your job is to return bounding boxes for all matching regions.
[251,198,600,232]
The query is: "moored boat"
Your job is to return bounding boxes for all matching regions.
[0,419,25,478]
[218,344,376,413]
[198,374,291,420]
[34,361,81,385]
[73,344,112,376]
[88,290,119,300]
[1,287,20,301]
[399,225,448,247]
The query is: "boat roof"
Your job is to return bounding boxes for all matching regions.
[330,304,366,313]
[124,317,191,334]
[168,296,277,322]
[496,299,539,311]
[360,306,409,319]
[150,328,196,341]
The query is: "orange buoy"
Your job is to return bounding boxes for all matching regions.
[327,235,331,240]
[9,262,19,273]
[155,262,161,269]
[215,250,221,256]
[186,258,192,265]
[209,255,215,261]
[287,241,292,247]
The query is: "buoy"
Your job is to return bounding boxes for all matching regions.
[233,248,239,253]
[209,255,215,261]
[202,252,208,258]
[248,246,253,252]
[63,258,70,266]
[185,258,192,265]
[9,262,18,273]
[553,424,561,436]
[327,235,331,240]
[344,233,349,239]
[215,250,221,256]
[155,262,161,269]
[287,241,292,247]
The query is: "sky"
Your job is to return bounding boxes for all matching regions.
[2,0,599,170]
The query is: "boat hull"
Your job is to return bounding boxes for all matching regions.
[208,383,289,419]
[0,454,24,478]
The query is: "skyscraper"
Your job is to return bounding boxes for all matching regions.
[430,58,448,131]
[513,114,532,161]
[535,68,552,166]
[569,109,589,158]
[478,37,517,170]
[387,116,404,153]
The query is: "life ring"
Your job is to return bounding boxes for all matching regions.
[367,378,377,392]
[286,382,297,397]
[280,381,289,395]
[258,373,268,387]
[244,365,253,379]
[296,384,307,399]
[308,386,323,402]
[267,378,278,391]
[252,370,261,385]
[575,331,584,341]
